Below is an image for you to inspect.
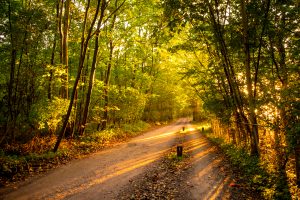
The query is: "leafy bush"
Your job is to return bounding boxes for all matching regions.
[29,97,69,134]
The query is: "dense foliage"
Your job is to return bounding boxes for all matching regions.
[0,0,192,147]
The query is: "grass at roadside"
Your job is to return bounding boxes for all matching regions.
[0,121,152,187]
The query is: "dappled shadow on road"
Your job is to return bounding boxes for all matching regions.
[114,127,258,200]
[2,118,195,200]
[179,130,235,200]
[177,129,259,200]
[55,152,163,199]
[116,128,237,200]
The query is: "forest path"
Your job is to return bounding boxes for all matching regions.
[178,124,236,199]
[176,125,256,199]
[2,118,190,200]
[1,118,253,200]
[117,123,253,200]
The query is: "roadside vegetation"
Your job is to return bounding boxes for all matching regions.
[0,121,152,186]
[196,122,300,200]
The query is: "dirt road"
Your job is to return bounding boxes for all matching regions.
[1,119,189,200]
[1,118,254,200]
[180,124,235,199]
[117,123,255,200]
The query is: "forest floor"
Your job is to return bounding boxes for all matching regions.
[0,118,259,200]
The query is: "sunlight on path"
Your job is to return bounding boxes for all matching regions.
[132,131,177,142]
[179,127,233,200]
[2,118,190,200]
[51,150,163,199]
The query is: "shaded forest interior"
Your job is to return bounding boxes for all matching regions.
[0,0,299,199]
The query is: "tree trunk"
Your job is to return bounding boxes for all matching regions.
[78,0,106,135]
[48,0,61,100]
[102,40,114,130]
[101,5,118,130]
[5,0,17,142]
[53,0,102,152]
[240,0,259,156]
[205,0,255,152]
[58,0,63,63]
[48,34,57,100]
[61,0,70,99]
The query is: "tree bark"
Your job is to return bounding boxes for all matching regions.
[204,0,254,150]
[48,33,57,100]
[5,0,17,142]
[102,38,114,130]
[48,0,62,100]
[58,0,63,63]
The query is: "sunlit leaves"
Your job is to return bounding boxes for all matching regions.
[30,97,69,133]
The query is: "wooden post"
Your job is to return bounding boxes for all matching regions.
[177,145,183,157]
[182,127,185,131]
[202,127,204,133]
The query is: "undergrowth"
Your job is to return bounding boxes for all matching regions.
[203,134,294,200]
[0,121,151,186]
